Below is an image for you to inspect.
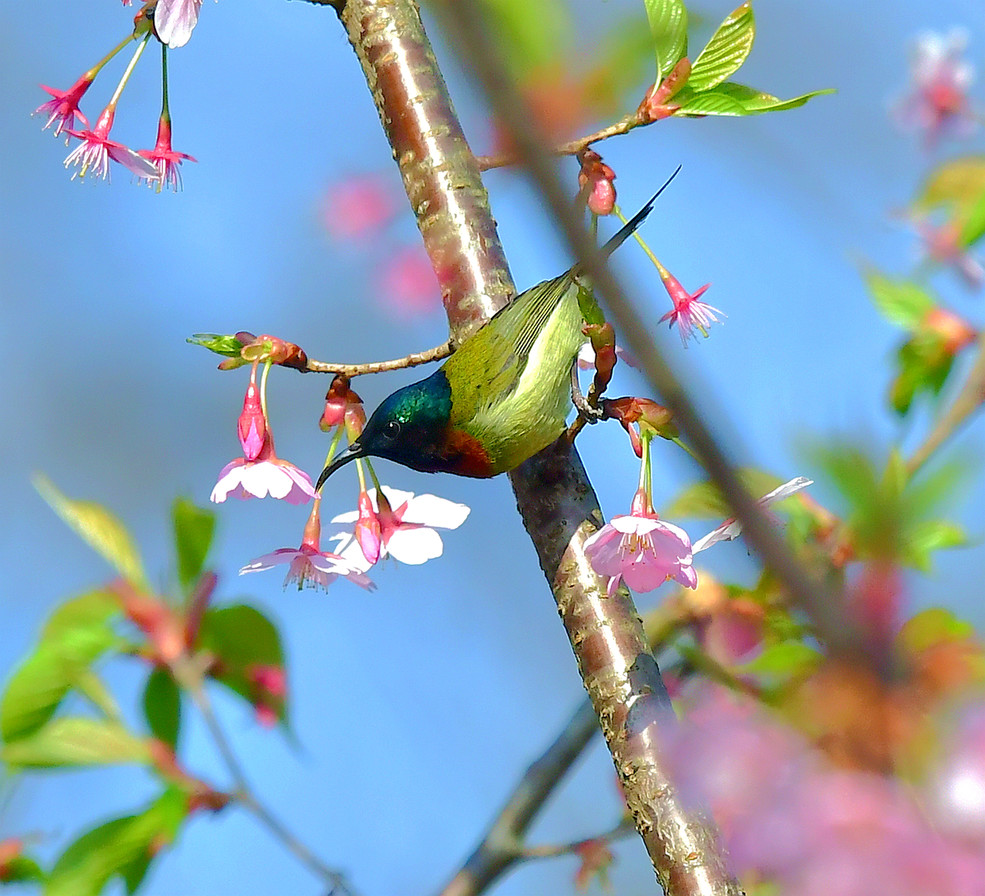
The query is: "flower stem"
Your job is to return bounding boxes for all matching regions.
[186,679,353,893]
[107,34,150,109]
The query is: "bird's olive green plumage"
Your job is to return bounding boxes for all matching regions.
[317,180,673,486]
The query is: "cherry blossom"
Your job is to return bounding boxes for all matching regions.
[657,265,723,346]
[138,114,196,192]
[896,29,976,146]
[211,363,316,504]
[64,106,159,182]
[588,477,812,596]
[585,488,697,596]
[240,499,374,590]
[154,0,204,49]
[34,75,93,140]
[331,486,470,566]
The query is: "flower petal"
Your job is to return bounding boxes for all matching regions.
[399,493,471,529]
[384,526,444,564]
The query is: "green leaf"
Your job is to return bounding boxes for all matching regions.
[198,605,287,725]
[142,668,181,750]
[2,591,120,742]
[673,82,834,116]
[898,606,976,654]
[863,271,934,330]
[186,332,250,358]
[663,469,785,519]
[3,718,149,769]
[171,498,215,592]
[642,0,688,80]
[914,156,985,216]
[198,605,283,669]
[904,520,967,572]
[738,640,821,686]
[42,591,120,646]
[688,2,755,92]
[33,476,147,590]
[2,855,47,884]
[45,791,187,896]
[478,0,571,77]
[958,186,985,247]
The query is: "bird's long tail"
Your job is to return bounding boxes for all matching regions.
[599,164,682,258]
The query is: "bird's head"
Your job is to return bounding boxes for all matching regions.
[316,369,454,488]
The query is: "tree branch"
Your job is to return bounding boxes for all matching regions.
[335,1,739,893]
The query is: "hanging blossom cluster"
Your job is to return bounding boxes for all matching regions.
[895,28,977,147]
[584,420,811,598]
[206,340,469,591]
[33,0,204,188]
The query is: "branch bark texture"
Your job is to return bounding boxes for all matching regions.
[334,1,739,893]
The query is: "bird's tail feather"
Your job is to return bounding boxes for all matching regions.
[600,164,682,258]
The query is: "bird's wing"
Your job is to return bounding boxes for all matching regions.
[445,272,575,422]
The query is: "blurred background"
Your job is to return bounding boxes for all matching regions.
[3,0,985,893]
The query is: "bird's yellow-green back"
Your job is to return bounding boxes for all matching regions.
[443,271,586,473]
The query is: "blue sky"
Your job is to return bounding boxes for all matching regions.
[3,1,985,894]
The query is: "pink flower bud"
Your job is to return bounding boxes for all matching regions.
[237,377,267,461]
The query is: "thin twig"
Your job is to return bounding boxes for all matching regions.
[304,339,453,376]
[477,113,641,172]
[520,818,635,860]
[187,681,353,894]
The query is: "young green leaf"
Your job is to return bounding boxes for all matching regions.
[1,854,46,885]
[33,475,148,590]
[2,718,149,769]
[45,791,188,896]
[914,156,985,217]
[171,498,216,591]
[688,2,755,92]
[642,0,688,80]
[864,271,934,330]
[673,82,834,116]
[142,668,181,750]
[198,605,288,725]
[958,186,985,247]
[198,604,284,668]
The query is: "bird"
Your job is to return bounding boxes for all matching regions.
[316,172,678,486]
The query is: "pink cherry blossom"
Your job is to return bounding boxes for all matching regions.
[331,487,470,566]
[154,0,204,49]
[211,450,316,505]
[64,106,159,182]
[911,216,984,289]
[657,267,723,346]
[322,174,397,240]
[896,29,976,147]
[34,75,93,141]
[138,115,196,192]
[588,478,813,596]
[240,499,374,590]
[377,247,441,316]
[585,488,697,596]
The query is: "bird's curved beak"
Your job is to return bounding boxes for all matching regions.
[315,441,366,491]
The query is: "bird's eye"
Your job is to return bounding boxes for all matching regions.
[383,420,401,440]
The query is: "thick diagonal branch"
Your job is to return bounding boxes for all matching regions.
[333,1,738,893]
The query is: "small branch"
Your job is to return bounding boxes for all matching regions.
[436,699,601,896]
[520,818,635,861]
[477,113,641,172]
[305,339,453,375]
[186,679,353,894]
[907,329,985,474]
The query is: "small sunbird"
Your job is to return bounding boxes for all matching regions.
[317,171,678,486]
